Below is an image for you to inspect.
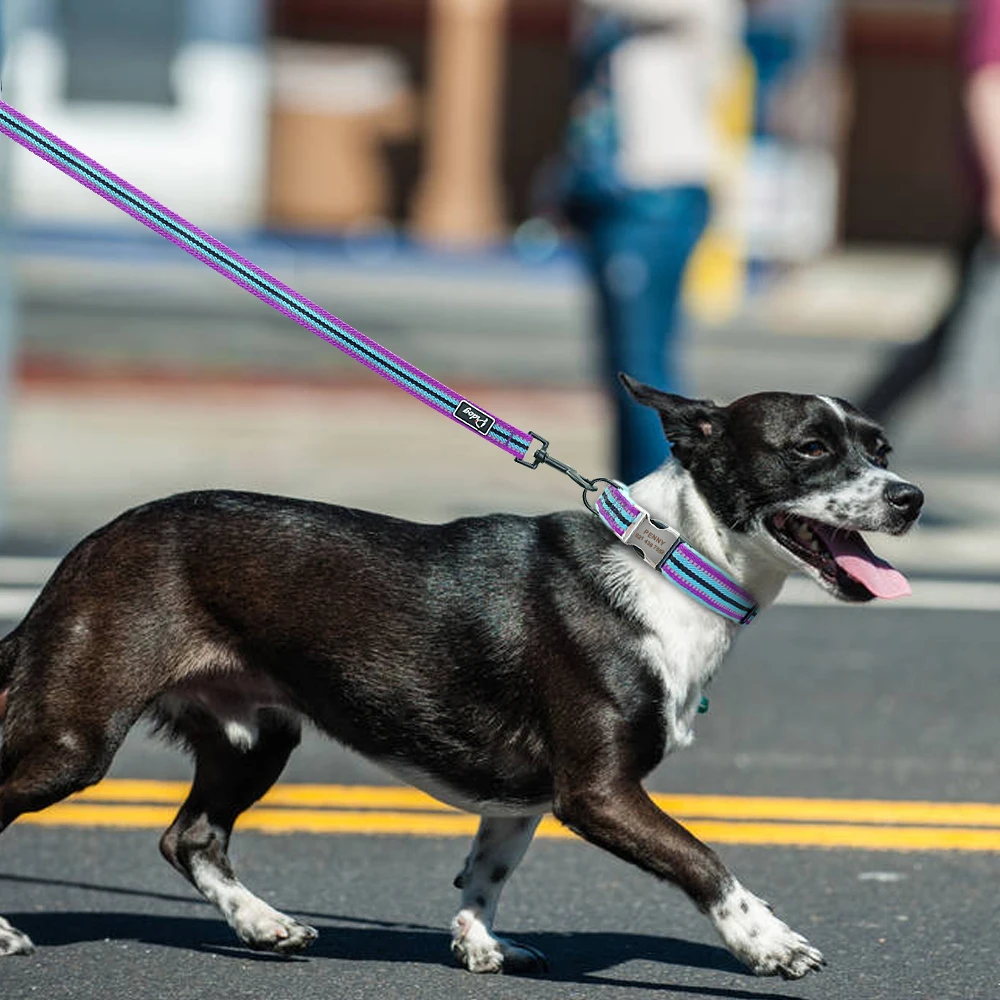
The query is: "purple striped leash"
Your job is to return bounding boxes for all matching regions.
[0,99,757,628]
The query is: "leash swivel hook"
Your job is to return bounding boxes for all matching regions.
[515,432,609,510]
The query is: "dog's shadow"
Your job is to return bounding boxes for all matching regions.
[2,873,805,1000]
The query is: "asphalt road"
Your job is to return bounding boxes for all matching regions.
[1,605,998,1000]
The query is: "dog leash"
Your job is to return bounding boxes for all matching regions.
[0,100,757,628]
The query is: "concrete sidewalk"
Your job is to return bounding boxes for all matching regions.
[6,381,607,544]
[16,229,952,387]
[14,233,977,464]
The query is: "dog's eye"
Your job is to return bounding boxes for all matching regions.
[795,440,829,458]
[871,444,891,469]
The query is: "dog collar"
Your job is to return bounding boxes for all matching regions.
[593,484,759,627]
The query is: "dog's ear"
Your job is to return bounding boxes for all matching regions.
[619,374,723,464]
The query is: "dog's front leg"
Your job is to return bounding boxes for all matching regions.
[553,779,825,980]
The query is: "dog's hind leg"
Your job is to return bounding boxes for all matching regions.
[158,708,317,955]
[0,701,136,956]
[0,736,84,955]
[450,815,545,974]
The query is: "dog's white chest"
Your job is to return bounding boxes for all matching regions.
[608,549,734,752]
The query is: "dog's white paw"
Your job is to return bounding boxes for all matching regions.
[451,913,547,975]
[711,887,825,980]
[0,916,35,957]
[233,902,318,955]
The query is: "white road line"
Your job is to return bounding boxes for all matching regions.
[777,576,1000,611]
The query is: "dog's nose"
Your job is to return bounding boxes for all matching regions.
[884,481,924,517]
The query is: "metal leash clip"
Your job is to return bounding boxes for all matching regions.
[515,432,616,510]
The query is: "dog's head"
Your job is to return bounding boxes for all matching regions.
[622,375,923,603]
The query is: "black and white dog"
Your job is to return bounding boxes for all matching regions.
[0,378,922,979]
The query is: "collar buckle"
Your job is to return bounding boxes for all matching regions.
[621,512,682,570]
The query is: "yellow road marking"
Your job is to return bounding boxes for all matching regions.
[72,780,1000,828]
[10,780,1000,852]
[17,803,1000,852]
[650,794,1000,828]
[73,780,461,812]
[684,821,1000,853]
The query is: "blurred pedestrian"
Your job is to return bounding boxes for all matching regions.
[561,0,744,484]
[859,0,1000,430]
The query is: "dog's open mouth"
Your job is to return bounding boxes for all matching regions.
[767,513,911,601]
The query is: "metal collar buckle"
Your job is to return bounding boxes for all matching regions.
[621,512,681,570]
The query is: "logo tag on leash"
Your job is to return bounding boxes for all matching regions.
[453,400,495,435]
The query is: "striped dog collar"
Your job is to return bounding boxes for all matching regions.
[594,484,758,627]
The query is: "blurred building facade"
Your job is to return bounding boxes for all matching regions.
[7,0,268,229]
[845,0,973,244]
[269,0,971,248]
[1,0,974,248]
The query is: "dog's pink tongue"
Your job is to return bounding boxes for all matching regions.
[813,526,911,599]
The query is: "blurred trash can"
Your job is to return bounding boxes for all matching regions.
[266,43,416,232]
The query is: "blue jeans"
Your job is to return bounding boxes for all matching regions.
[579,187,710,484]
